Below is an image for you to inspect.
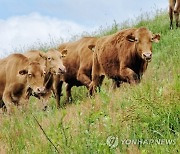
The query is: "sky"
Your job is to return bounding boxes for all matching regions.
[0,0,168,57]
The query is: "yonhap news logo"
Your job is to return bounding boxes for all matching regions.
[121,139,176,145]
[106,136,176,148]
[106,136,119,148]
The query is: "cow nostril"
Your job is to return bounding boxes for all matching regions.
[59,67,66,73]
[37,87,45,93]
[143,53,152,58]
[143,53,147,57]
[59,68,62,73]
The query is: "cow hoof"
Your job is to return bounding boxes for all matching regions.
[89,86,96,96]
[89,86,94,96]
[42,105,48,111]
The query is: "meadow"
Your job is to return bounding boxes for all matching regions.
[0,10,180,154]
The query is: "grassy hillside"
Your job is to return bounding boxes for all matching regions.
[0,11,180,154]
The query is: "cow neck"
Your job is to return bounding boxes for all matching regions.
[26,86,33,99]
[44,71,53,90]
[10,83,31,104]
[20,75,32,99]
[45,58,54,83]
[129,45,148,77]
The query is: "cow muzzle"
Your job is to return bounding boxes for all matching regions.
[58,67,66,74]
[142,52,152,62]
[34,87,46,95]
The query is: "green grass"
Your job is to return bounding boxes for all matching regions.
[0,11,180,154]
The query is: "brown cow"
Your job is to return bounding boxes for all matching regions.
[0,53,46,113]
[169,0,180,29]
[58,37,98,102]
[89,27,160,95]
[24,49,67,109]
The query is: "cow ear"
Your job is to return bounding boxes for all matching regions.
[19,69,28,75]
[61,49,67,58]
[88,45,95,52]
[126,34,137,42]
[153,34,160,43]
[39,52,47,60]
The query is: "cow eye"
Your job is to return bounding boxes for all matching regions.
[48,57,51,61]
[134,38,139,42]
[61,55,66,58]
[28,73,32,77]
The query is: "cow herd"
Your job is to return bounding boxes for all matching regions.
[0,27,161,114]
[0,0,179,114]
[0,49,67,113]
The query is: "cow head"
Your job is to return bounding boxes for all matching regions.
[40,49,67,75]
[126,27,160,62]
[19,62,46,95]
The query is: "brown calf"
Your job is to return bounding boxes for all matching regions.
[24,49,67,109]
[0,54,46,113]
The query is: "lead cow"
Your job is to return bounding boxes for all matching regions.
[89,27,160,95]
[0,54,46,113]
[169,0,180,29]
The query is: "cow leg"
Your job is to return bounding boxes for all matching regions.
[0,100,6,113]
[169,7,174,29]
[39,91,52,111]
[2,105,7,113]
[66,84,73,103]
[89,74,103,95]
[112,80,118,89]
[120,68,140,84]
[53,80,63,109]
[112,79,122,89]
[77,68,91,88]
[17,96,29,112]
[3,84,25,114]
[97,75,105,92]
[89,56,102,95]
[3,91,15,114]
[11,83,28,111]
[174,11,179,28]
[0,100,5,108]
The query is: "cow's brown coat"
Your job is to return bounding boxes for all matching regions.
[169,0,180,29]
[24,49,67,109]
[58,37,98,102]
[89,27,160,94]
[0,54,46,113]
